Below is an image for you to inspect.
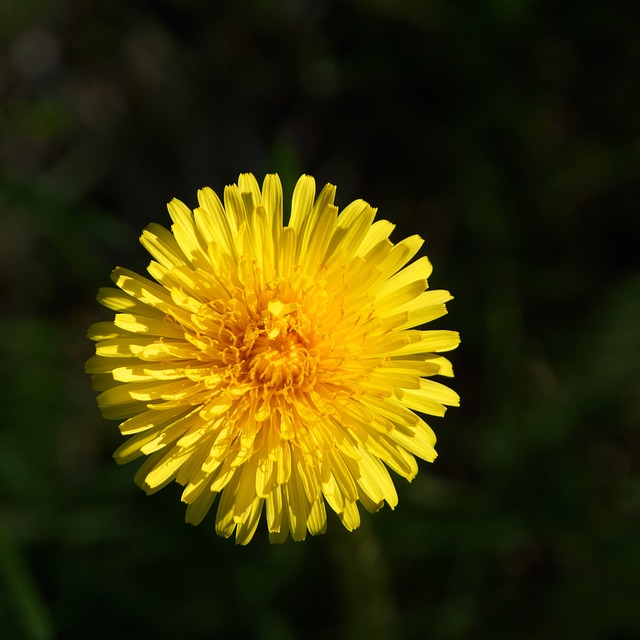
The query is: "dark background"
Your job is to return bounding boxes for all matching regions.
[1,1,639,638]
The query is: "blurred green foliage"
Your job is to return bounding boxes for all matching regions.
[1,0,639,638]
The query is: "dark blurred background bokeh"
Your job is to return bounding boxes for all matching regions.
[1,1,639,638]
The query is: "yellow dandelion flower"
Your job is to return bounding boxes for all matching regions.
[87,173,460,544]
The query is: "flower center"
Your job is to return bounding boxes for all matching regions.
[242,290,322,394]
[196,278,321,397]
[247,326,308,390]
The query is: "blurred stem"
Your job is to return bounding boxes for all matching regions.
[330,518,398,640]
[0,521,53,640]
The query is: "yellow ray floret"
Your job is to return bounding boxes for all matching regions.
[87,173,460,544]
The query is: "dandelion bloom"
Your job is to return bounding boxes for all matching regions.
[87,173,459,544]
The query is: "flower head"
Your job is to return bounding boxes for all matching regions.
[87,173,460,544]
